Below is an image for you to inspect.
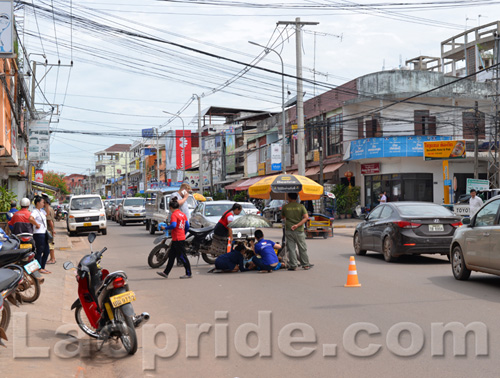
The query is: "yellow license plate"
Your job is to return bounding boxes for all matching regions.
[134,213,141,216]
[110,291,136,308]
[20,243,32,249]
[83,222,92,227]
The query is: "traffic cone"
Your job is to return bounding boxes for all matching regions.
[344,256,361,287]
[226,238,232,253]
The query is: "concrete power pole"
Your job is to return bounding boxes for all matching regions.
[277,18,319,176]
[194,94,203,193]
[474,101,479,180]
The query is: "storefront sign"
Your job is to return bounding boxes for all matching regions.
[28,120,50,161]
[271,144,281,171]
[423,140,466,160]
[347,136,452,160]
[314,150,320,162]
[258,162,266,176]
[466,178,489,193]
[35,169,43,183]
[361,163,380,174]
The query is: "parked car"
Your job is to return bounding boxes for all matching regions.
[450,195,500,280]
[262,200,287,223]
[114,199,124,222]
[238,202,261,216]
[190,201,246,229]
[67,194,107,236]
[118,198,146,226]
[105,199,117,219]
[457,189,500,204]
[353,202,462,262]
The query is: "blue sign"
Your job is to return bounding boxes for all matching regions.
[348,135,452,160]
[142,128,155,138]
[272,163,282,171]
[444,179,452,186]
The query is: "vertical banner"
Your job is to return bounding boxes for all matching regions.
[165,130,176,171]
[0,1,13,55]
[271,143,282,171]
[226,127,235,173]
[35,169,44,183]
[28,120,50,161]
[176,130,192,170]
[443,160,450,204]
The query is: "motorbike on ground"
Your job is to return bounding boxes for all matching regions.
[0,265,24,340]
[147,225,216,268]
[0,230,42,302]
[64,232,149,355]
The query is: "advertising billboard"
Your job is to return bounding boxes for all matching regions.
[176,130,192,170]
[271,143,282,171]
[0,1,13,56]
[225,128,235,174]
[423,140,466,160]
[28,120,50,161]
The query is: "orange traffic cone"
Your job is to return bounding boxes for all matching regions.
[344,256,361,287]
[227,238,232,253]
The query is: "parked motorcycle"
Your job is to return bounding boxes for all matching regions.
[0,265,24,336]
[0,230,42,302]
[64,232,149,355]
[147,225,216,268]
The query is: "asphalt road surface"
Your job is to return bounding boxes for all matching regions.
[3,221,500,377]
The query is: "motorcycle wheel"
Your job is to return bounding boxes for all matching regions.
[148,243,170,268]
[74,302,99,339]
[0,301,10,331]
[202,253,216,265]
[17,271,41,303]
[114,306,137,355]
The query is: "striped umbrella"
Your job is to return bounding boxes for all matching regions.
[248,174,323,201]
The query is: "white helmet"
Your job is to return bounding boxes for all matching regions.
[20,198,31,207]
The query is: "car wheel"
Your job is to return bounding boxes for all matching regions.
[149,222,156,235]
[382,236,397,262]
[101,229,107,235]
[145,220,150,231]
[451,245,471,280]
[353,232,367,256]
[120,219,125,226]
[69,230,76,237]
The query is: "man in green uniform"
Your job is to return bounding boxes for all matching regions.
[281,193,312,271]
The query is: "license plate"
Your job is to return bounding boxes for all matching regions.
[83,222,92,227]
[134,213,141,216]
[429,224,444,232]
[24,260,41,274]
[110,291,136,308]
[20,243,32,249]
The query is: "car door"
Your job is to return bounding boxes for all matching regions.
[481,199,500,270]
[465,199,500,268]
[359,205,384,250]
[370,205,394,252]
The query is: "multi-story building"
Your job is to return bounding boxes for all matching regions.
[63,174,87,195]
[94,144,130,198]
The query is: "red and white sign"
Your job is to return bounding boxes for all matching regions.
[361,163,380,174]
[35,169,44,183]
[176,130,192,170]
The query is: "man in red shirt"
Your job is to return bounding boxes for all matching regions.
[8,198,33,234]
[157,197,192,279]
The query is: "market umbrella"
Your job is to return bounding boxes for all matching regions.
[229,214,272,229]
[248,174,323,201]
[193,193,206,202]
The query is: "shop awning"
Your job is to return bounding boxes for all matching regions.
[305,166,320,176]
[323,162,344,173]
[235,176,266,191]
[225,178,248,191]
[32,182,60,195]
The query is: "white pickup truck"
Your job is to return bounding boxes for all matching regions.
[144,189,197,234]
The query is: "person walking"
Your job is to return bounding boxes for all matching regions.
[469,189,483,217]
[157,197,192,279]
[29,196,51,274]
[43,196,57,265]
[281,193,312,271]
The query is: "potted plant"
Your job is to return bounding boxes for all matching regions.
[345,185,361,218]
[0,187,17,230]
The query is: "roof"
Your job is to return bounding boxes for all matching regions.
[104,144,131,152]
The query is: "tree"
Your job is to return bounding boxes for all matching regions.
[44,171,69,195]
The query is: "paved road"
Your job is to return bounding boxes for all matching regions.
[3,222,500,377]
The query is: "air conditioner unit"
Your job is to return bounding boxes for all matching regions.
[306,151,314,161]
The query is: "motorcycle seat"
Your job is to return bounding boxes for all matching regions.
[0,268,21,290]
[0,249,31,266]
[189,226,214,235]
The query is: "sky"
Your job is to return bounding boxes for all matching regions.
[16,0,500,175]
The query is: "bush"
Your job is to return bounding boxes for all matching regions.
[0,187,17,221]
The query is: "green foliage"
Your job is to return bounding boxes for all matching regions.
[332,184,360,214]
[44,171,69,195]
[0,187,17,221]
[232,191,248,202]
[134,193,145,198]
[213,192,226,201]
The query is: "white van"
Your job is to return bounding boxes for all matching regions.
[67,195,107,236]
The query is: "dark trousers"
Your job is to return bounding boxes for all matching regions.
[253,256,278,272]
[33,233,50,269]
[163,240,191,276]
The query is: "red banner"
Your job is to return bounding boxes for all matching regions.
[361,163,380,174]
[176,130,192,170]
[35,169,44,183]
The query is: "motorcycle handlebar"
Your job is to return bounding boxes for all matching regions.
[95,247,107,259]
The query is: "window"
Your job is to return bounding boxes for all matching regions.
[365,114,381,138]
[357,118,364,139]
[368,205,384,220]
[327,115,343,155]
[462,111,486,139]
[414,110,436,136]
[474,200,500,227]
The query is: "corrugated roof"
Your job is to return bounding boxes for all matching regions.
[104,144,131,152]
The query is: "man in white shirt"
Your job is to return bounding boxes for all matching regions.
[379,191,387,203]
[170,183,192,220]
[469,189,483,217]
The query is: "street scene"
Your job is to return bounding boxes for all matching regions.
[0,0,500,377]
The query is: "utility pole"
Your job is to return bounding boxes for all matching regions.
[488,32,500,189]
[474,101,480,179]
[194,94,203,192]
[277,18,319,176]
[125,151,129,197]
[319,121,325,213]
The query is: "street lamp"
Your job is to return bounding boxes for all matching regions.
[249,41,286,174]
[163,111,186,180]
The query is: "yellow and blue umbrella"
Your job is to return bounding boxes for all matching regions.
[248,174,323,201]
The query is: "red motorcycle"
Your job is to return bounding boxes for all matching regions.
[63,232,149,355]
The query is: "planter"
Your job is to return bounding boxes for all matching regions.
[346,214,352,219]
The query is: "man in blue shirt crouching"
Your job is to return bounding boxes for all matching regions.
[252,229,282,273]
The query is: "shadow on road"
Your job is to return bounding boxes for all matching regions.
[428,274,500,304]
[338,252,450,265]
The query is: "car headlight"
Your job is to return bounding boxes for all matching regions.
[69,215,75,224]
[99,215,106,221]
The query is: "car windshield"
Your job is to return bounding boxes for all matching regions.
[268,200,285,207]
[204,203,235,217]
[241,203,257,209]
[397,204,454,217]
[71,197,102,210]
[124,198,145,206]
